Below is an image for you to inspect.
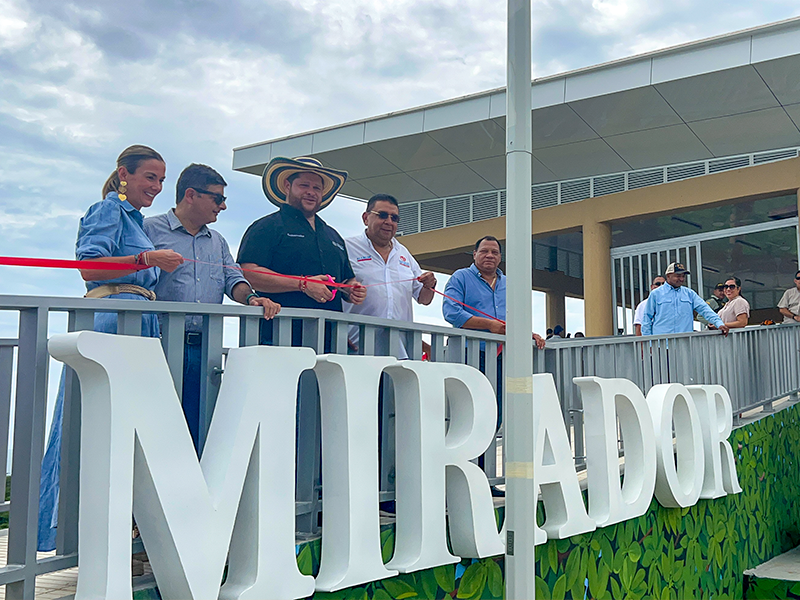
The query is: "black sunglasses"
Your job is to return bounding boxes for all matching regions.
[723,284,738,290]
[369,210,400,223]
[653,281,664,286]
[193,188,227,205]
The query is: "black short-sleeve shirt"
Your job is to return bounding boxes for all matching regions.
[237,204,355,312]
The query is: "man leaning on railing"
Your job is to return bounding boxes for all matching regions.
[641,262,729,336]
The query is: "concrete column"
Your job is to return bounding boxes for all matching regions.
[796,190,800,268]
[546,290,566,331]
[583,221,614,337]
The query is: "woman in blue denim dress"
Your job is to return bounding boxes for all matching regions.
[38,145,183,551]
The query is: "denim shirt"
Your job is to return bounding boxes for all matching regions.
[442,263,506,330]
[75,192,159,292]
[641,283,723,335]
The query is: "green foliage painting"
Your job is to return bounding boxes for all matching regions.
[135,403,800,599]
[300,403,800,600]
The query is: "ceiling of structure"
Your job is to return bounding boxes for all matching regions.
[233,18,800,204]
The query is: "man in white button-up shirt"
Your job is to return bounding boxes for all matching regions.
[344,194,437,357]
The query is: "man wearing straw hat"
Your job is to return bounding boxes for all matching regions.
[238,156,366,346]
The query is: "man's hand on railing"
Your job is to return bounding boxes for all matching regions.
[487,320,506,335]
[709,323,731,336]
[533,333,546,349]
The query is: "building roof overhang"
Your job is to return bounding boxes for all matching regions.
[233,17,800,203]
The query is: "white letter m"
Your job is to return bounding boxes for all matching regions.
[49,331,316,600]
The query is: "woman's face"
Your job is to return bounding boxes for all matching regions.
[724,279,740,300]
[119,159,166,210]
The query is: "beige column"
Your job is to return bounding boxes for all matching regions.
[545,289,566,331]
[583,220,614,337]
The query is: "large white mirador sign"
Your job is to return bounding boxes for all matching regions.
[49,331,741,600]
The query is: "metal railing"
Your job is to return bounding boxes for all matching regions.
[0,294,798,596]
[397,145,800,235]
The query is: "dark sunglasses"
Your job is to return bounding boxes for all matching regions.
[369,210,399,223]
[723,284,738,290]
[653,281,664,286]
[795,277,800,281]
[193,188,227,205]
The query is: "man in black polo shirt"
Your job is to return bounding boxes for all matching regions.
[238,156,366,345]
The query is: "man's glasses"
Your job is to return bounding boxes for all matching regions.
[193,188,227,206]
[723,284,738,290]
[653,281,664,286]
[369,210,400,223]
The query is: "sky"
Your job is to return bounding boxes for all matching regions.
[1,0,800,341]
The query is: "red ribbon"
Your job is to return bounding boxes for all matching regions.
[0,256,148,271]
[0,255,505,324]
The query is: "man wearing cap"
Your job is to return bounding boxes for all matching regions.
[633,275,666,336]
[777,271,800,323]
[641,262,729,336]
[706,283,728,313]
[343,193,437,358]
[144,163,281,451]
[696,282,728,328]
[238,156,366,346]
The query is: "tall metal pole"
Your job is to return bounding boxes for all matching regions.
[504,0,535,598]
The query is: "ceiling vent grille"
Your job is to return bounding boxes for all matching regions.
[445,196,470,227]
[473,192,500,221]
[397,204,419,236]
[560,179,590,203]
[754,148,799,164]
[420,199,444,232]
[628,168,664,189]
[667,162,705,182]
[709,156,749,173]
[532,184,558,209]
[499,190,507,216]
[593,173,625,197]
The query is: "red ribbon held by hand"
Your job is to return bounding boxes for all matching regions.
[0,255,504,323]
[0,256,149,271]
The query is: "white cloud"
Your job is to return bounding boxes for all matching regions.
[0,0,799,338]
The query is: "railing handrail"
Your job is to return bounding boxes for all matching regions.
[0,294,505,342]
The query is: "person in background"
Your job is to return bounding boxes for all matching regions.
[641,262,729,336]
[697,282,727,328]
[545,328,554,339]
[343,193,436,358]
[714,276,750,329]
[38,145,183,552]
[706,283,728,312]
[777,270,800,323]
[144,163,280,451]
[634,276,666,336]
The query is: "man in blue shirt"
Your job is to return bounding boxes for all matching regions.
[641,262,729,336]
[443,236,546,346]
[144,163,280,450]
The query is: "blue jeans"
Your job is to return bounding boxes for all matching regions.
[182,341,202,453]
[37,296,158,552]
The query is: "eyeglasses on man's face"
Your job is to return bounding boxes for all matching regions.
[653,281,664,287]
[193,188,227,206]
[369,210,400,223]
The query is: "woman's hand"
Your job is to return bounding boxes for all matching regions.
[145,250,184,272]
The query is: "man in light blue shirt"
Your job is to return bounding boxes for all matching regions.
[144,163,280,450]
[641,262,729,336]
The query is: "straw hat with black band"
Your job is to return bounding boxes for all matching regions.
[262,156,348,210]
